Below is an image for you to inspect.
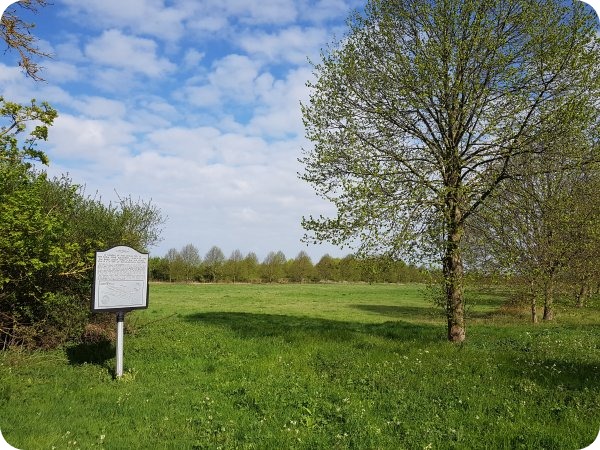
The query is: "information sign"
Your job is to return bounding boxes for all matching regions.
[91,246,149,312]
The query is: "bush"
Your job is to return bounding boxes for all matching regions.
[0,169,163,349]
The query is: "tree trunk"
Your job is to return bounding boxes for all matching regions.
[444,215,465,343]
[530,280,538,323]
[543,278,554,321]
[576,282,588,308]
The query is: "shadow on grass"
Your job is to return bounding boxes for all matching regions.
[65,340,114,366]
[512,358,600,390]
[352,304,444,321]
[185,311,445,343]
[352,301,511,322]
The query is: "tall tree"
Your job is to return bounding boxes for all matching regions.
[301,0,600,341]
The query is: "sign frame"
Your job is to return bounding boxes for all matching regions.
[91,245,149,313]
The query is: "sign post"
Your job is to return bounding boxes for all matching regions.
[115,311,125,377]
[91,246,149,378]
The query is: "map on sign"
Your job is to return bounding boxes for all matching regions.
[92,246,149,312]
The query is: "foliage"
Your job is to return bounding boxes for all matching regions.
[1,283,599,449]
[0,99,164,349]
[300,0,600,341]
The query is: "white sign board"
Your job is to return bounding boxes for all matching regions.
[92,246,149,312]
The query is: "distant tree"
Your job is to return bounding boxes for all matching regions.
[178,244,201,281]
[301,0,600,341]
[315,254,339,282]
[164,248,182,282]
[204,246,225,282]
[225,249,244,283]
[359,256,388,284]
[149,256,169,281]
[243,252,260,282]
[262,251,286,283]
[288,251,315,283]
[339,254,361,282]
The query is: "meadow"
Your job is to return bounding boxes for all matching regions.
[1,283,599,449]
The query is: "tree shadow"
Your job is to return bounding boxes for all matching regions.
[65,340,114,367]
[185,311,445,343]
[510,358,600,391]
[352,304,444,321]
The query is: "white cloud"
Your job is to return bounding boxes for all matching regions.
[298,0,356,23]
[58,0,188,42]
[54,35,87,63]
[247,67,313,138]
[85,29,176,78]
[233,0,298,25]
[88,68,139,93]
[183,0,298,34]
[176,85,222,108]
[43,61,81,83]
[238,26,328,65]
[0,63,23,84]
[47,114,134,165]
[176,54,265,110]
[182,49,205,68]
[208,54,262,103]
[146,126,220,162]
[71,96,127,119]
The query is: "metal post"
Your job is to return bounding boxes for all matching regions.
[116,311,125,378]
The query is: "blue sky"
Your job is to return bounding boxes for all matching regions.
[0,0,364,262]
[1,0,599,263]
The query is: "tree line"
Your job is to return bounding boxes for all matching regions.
[149,245,429,284]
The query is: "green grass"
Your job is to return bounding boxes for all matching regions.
[1,283,599,449]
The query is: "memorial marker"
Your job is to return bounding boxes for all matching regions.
[91,246,149,378]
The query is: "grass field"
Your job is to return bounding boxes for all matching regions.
[1,283,599,449]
